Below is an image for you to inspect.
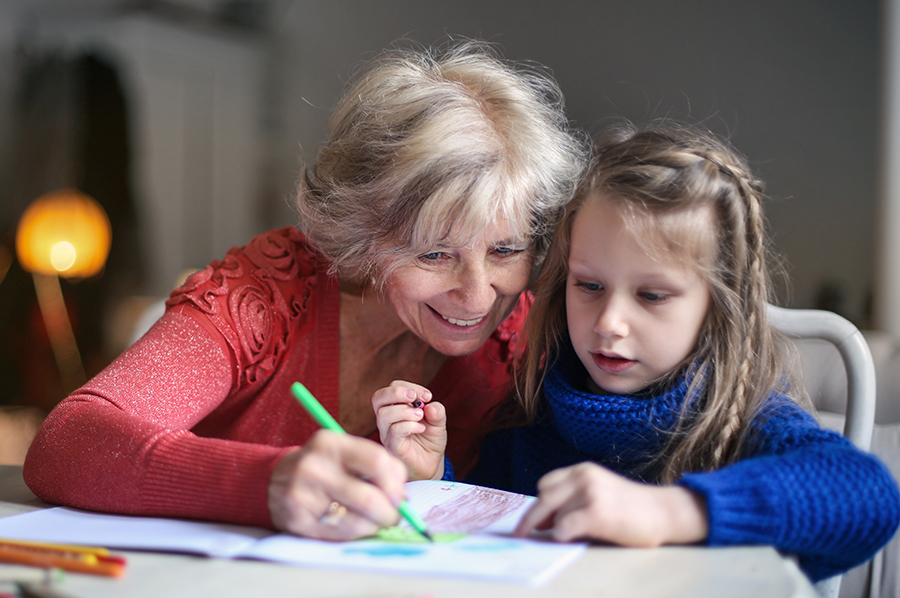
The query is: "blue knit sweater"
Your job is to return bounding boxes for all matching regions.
[465,353,900,582]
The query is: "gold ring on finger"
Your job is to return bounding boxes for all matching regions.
[319,501,348,526]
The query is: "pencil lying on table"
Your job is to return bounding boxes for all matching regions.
[0,539,126,577]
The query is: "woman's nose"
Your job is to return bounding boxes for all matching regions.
[452,262,497,313]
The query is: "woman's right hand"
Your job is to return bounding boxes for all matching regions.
[268,430,409,540]
[372,380,447,481]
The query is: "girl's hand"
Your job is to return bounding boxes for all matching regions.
[372,380,447,481]
[514,462,709,547]
[268,430,408,540]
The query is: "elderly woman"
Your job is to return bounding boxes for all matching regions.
[23,40,589,540]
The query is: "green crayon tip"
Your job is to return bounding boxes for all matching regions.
[398,500,433,542]
[291,382,434,542]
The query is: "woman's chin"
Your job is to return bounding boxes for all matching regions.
[426,335,490,357]
[416,311,496,354]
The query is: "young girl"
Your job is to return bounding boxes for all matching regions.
[372,122,900,582]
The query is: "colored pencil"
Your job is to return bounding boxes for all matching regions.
[0,541,125,577]
[290,381,434,542]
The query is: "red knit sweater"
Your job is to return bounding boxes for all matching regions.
[23,227,526,528]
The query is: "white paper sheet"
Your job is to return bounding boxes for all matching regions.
[0,480,585,586]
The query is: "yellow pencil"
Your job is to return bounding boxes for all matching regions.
[0,539,109,557]
[0,539,126,577]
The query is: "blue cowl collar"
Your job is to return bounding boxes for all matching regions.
[543,352,693,472]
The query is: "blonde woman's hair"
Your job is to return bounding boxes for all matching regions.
[295,39,590,284]
[518,120,807,484]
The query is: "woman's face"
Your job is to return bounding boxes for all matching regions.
[385,220,533,356]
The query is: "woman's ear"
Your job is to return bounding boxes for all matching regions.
[529,262,542,289]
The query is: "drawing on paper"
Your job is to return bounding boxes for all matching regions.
[456,540,522,552]
[423,484,529,533]
[372,528,465,544]
[344,545,427,557]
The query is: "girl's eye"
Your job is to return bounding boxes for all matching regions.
[639,291,669,303]
[574,280,602,292]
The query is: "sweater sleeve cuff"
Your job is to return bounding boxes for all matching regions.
[677,465,783,547]
[141,432,294,528]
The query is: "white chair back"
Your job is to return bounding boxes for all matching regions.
[767,304,878,598]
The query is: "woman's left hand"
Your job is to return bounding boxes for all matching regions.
[513,462,709,547]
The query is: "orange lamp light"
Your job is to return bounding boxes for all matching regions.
[15,188,112,279]
[15,188,112,394]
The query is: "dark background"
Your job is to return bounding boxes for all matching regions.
[0,0,882,411]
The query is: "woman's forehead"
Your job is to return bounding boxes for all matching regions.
[439,215,530,248]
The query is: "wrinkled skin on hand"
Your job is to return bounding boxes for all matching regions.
[268,430,409,540]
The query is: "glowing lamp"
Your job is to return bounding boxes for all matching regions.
[15,188,112,278]
[15,188,111,393]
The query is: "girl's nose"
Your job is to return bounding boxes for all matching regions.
[595,295,628,338]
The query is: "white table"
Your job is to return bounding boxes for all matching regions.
[0,466,816,598]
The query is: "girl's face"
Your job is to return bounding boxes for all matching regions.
[566,195,712,395]
[385,219,533,356]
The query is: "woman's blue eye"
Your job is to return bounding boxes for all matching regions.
[493,246,528,258]
[420,252,445,261]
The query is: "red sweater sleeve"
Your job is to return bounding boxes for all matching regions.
[23,311,292,527]
[25,227,330,527]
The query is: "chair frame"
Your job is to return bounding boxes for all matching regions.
[768,304,876,451]
[767,304,878,598]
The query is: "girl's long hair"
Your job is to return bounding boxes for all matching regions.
[516,121,808,484]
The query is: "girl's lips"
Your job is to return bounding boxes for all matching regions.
[591,352,636,374]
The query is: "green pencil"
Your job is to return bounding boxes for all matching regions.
[290,381,434,542]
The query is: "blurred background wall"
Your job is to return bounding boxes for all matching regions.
[0,0,885,412]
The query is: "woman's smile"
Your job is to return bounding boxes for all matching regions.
[432,305,487,328]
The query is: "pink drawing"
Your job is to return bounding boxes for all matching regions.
[423,486,528,533]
